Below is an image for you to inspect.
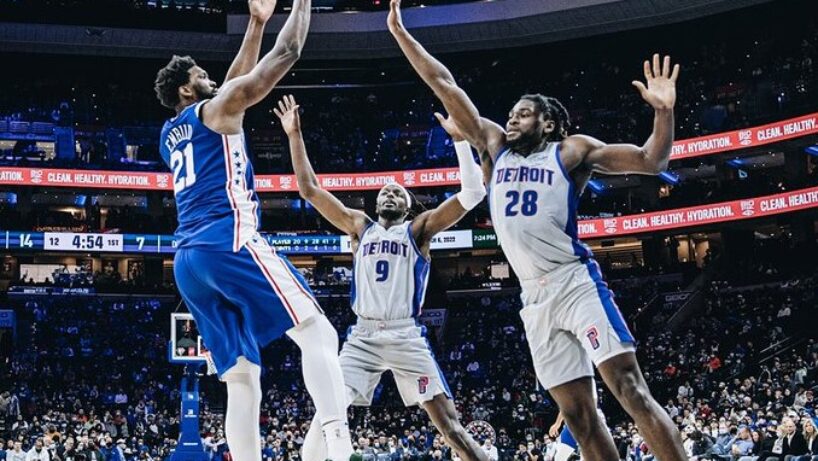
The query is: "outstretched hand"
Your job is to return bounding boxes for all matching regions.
[248,0,276,23]
[387,0,404,33]
[273,95,301,135]
[434,112,465,142]
[632,54,680,111]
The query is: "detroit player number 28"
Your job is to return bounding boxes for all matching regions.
[388,1,688,461]
[154,1,355,461]
[271,95,489,461]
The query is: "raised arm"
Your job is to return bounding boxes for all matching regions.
[223,0,277,83]
[274,96,370,237]
[387,0,504,161]
[203,0,311,132]
[567,54,680,175]
[412,113,485,250]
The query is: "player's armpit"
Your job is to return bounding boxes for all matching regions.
[478,117,507,162]
[434,85,504,157]
[411,196,468,247]
[568,134,666,176]
[210,52,298,111]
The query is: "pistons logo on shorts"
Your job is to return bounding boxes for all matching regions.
[585,326,601,350]
[418,376,430,394]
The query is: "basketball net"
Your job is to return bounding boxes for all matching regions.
[201,351,217,376]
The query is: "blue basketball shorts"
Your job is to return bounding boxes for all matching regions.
[174,233,322,377]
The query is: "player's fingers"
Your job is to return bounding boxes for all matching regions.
[642,59,651,81]
[278,99,287,114]
[287,94,296,108]
[670,63,680,82]
[662,55,671,78]
[433,112,445,123]
[652,53,660,78]
[292,105,300,114]
[632,81,647,96]
[273,108,282,119]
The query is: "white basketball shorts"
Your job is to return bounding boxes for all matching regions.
[518,258,635,390]
[339,318,451,407]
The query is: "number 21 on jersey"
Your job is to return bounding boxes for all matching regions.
[170,143,197,194]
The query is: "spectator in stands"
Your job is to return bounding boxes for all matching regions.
[763,418,802,461]
[8,443,25,461]
[26,439,49,461]
[756,424,785,461]
[724,426,755,461]
[793,418,818,461]
[707,423,737,459]
[481,439,498,461]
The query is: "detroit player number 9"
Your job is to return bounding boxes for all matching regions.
[272,94,490,461]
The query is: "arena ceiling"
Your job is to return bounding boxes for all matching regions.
[0,0,775,60]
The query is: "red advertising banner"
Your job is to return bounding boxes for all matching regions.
[669,112,818,160]
[578,186,818,238]
[0,112,815,191]
[0,166,461,191]
[254,167,461,192]
[0,168,173,190]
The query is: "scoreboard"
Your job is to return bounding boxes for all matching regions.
[0,231,457,255]
[4,231,177,253]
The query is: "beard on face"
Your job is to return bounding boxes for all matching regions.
[378,207,406,221]
[506,128,544,151]
[193,85,216,100]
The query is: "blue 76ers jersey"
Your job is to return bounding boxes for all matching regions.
[351,222,430,320]
[488,142,593,280]
[159,101,260,252]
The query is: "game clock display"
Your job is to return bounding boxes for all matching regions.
[44,233,124,252]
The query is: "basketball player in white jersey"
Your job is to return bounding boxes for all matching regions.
[272,95,488,461]
[388,1,686,461]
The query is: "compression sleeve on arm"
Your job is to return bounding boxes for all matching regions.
[454,140,486,210]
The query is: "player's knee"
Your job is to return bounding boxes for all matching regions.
[561,411,597,440]
[557,395,595,429]
[223,357,261,383]
[438,418,466,444]
[289,315,338,351]
[559,396,599,440]
[612,373,654,416]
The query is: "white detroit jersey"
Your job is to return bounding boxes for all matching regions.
[489,142,593,280]
[351,221,430,320]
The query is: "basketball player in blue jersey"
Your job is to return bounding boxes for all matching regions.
[271,95,488,461]
[388,1,686,461]
[153,1,354,461]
